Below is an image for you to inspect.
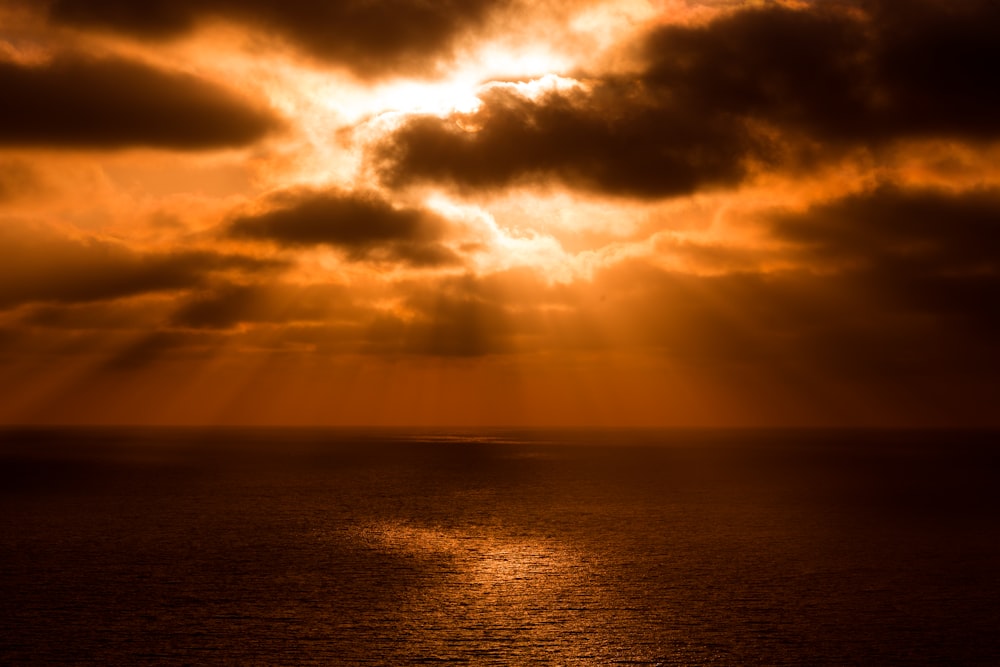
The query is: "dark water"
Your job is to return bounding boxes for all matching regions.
[1,428,998,665]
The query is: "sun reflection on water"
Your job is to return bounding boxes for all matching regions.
[347,520,613,661]
[355,521,575,586]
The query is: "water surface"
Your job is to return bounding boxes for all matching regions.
[1,428,998,664]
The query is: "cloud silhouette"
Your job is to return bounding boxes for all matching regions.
[228,189,462,267]
[0,55,281,149]
[769,185,1000,336]
[45,0,514,78]
[374,0,1000,197]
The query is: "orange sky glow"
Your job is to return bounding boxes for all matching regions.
[1,0,997,426]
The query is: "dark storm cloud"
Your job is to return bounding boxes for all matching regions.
[771,186,1000,269]
[374,78,756,199]
[0,224,283,308]
[375,0,1000,197]
[0,55,280,149]
[45,0,510,78]
[640,0,1000,144]
[228,190,461,267]
[769,185,1000,335]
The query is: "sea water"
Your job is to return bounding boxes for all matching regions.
[1,428,998,665]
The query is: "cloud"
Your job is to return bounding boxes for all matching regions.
[367,294,513,358]
[348,239,1000,414]
[0,54,281,149]
[101,330,222,370]
[228,189,462,267]
[45,0,513,78]
[771,186,1000,268]
[364,270,549,357]
[11,281,356,336]
[372,78,756,199]
[769,185,1000,336]
[19,299,172,331]
[640,0,1000,144]
[373,0,1000,198]
[586,256,1000,421]
[171,282,354,329]
[0,160,44,202]
[0,222,283,308]
[2,0,997,427]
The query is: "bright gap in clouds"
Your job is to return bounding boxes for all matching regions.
[280,45,591,262]
[316,45,576,120]
[265,43,580,188]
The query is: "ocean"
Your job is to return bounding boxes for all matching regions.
[1,427,998,665]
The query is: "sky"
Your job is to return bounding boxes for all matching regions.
[0,0,997,427]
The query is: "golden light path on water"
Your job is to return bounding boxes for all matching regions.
[345,519,634,663]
